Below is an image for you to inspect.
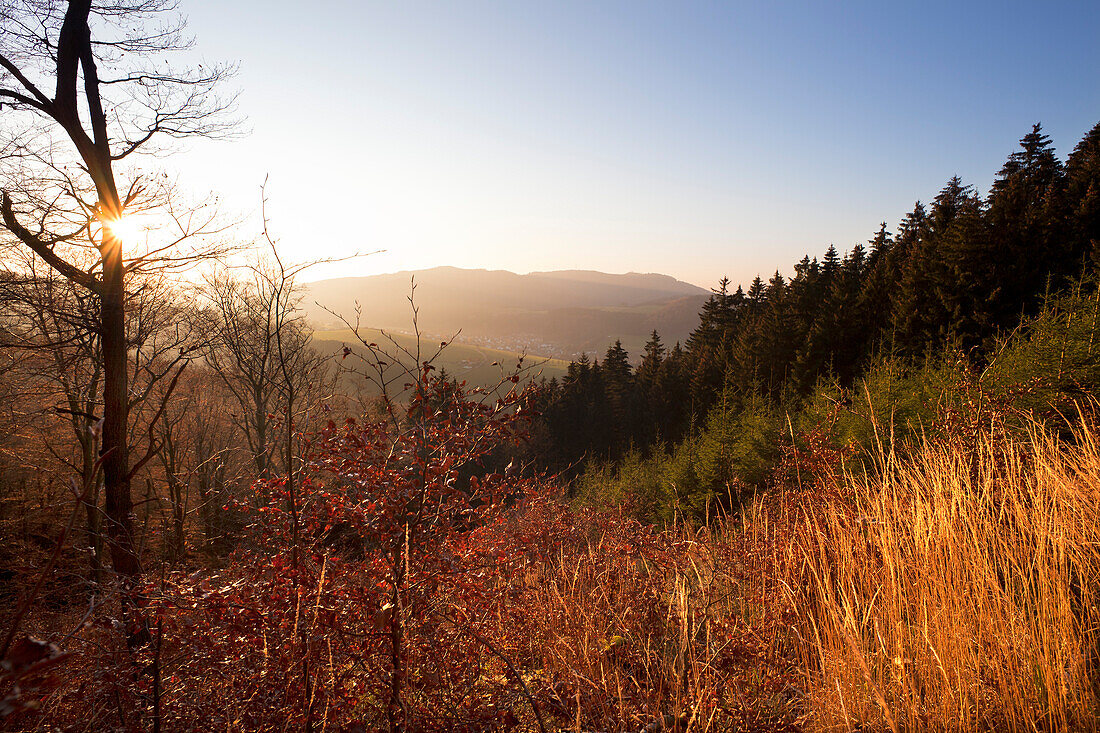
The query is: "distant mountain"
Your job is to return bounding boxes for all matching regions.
[303,267,710,360]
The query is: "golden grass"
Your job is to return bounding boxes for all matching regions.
[12,421,1100,732]
[507,421,1100,731]
[786,423,1100,732]
[492,504,801,732]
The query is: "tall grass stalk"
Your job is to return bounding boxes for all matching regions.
[788,422,1100,731]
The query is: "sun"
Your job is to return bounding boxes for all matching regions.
[102,215,145,243]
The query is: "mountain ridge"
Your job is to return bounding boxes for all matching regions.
[303,267,710,360]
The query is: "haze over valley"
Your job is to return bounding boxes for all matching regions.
[305,266,709,359]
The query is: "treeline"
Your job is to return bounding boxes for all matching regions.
[524,121,1100,516]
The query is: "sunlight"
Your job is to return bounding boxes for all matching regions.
[102,215,145,243]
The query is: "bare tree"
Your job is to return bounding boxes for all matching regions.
[0,0,236,591]
[147,361,247,561]
[0,256,106,581]
[203,261,328,481]
[177,369,241,551]
[0,249,208,586]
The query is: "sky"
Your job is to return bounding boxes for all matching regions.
[163,1,1100,289]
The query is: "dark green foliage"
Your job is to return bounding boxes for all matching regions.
[1064,122,1100,271]
[889,202,936,357]
[794,244,869,393]
[527,120,1100,519]
[984,124,1066,327]
[574,392,782,523]
[686,277,741,413]
[797,352,961,463]
[983,281,1100,417]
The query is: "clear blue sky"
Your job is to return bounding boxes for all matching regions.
[170,1,1100,288]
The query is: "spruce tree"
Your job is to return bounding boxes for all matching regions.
[856,223,897,351]
[602,340,635,456]
[891,201,940,356]
[637,330,665,388]
[658,342,691,443]
[822,244,841,281]
[794,245,870,393]
[986,123,1066,323]
[747,275,765,304]
[636,331,675,446]
[1064,121,1100,271]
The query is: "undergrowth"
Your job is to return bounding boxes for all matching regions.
[5,417,1100,731]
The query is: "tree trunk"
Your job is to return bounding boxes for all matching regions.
[167,473,186,563]
[75,433,104,585]
[85,492,103,583]
[197,473,214,548]
[100,232,140,581]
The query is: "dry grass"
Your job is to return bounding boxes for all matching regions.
[501,421,1100,731]
[8,422,1100,731]
[784,423,1100,732]
[486,503,803,732]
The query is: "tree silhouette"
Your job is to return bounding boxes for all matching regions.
[0,1,235,614]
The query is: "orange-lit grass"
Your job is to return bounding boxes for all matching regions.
[785,423,1100,732]
[485,501,803,732]
[12,423,1100,731]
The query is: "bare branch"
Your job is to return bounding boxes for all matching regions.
[0,50,51,107]
[2,191,100,292]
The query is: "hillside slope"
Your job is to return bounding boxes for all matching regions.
[312,328,571,396]
[304,267,709,359]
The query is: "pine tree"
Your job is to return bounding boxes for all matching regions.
[658,342,691,443]
[687,278,740,415]
[637,330,665,388]
[751,271,800,400]
[932,177,991,348]
[547,352,612,470]
[986,123,1067,323]
[794,244,872,393]
[635,331,663,444]
[601,340,635,456]
[822,244,841,281]
[747,275,765,304]
[1064,121,1100,271]
[868,222,891,258]
[686,277,735,355]
[891,201,943,356]
[856,223,897,351]
[787,254,825,352]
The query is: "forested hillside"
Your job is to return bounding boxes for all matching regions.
[525,122,1100,517]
